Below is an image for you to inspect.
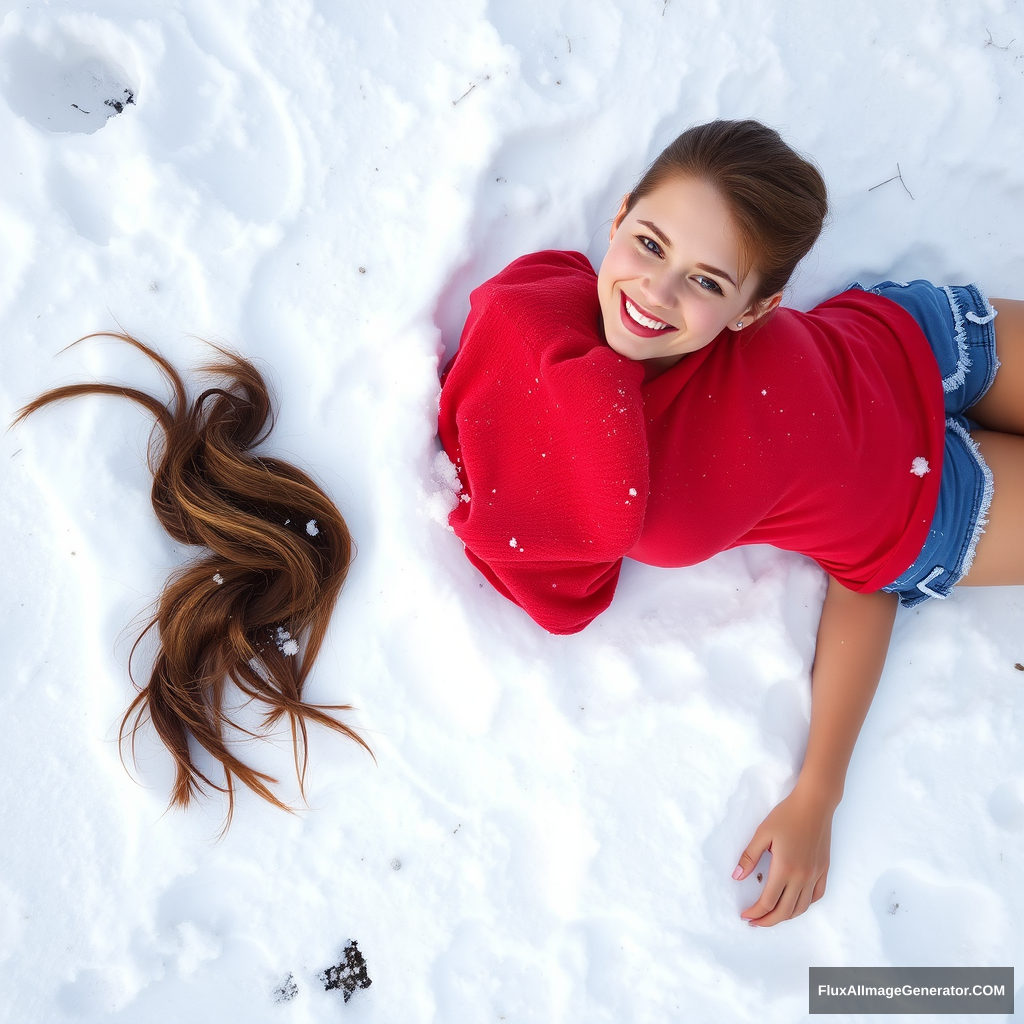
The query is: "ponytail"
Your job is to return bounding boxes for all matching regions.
[14,332,367,825]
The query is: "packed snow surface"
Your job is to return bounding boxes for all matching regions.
[1,1,1023,1022]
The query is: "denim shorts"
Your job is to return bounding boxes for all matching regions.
[852,280,999,607]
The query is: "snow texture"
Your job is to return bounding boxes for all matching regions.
[423,448,462,527]
[275,627,299,657]
[1,1,1023,1022]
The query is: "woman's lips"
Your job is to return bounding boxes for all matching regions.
[618,290,676,338]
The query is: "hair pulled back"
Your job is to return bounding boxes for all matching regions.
[626,119,828,303]
[14,333,367,826]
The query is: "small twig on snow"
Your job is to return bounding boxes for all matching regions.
[984,28,1015,50]
[868,162,914,200]
[453,75,490,105]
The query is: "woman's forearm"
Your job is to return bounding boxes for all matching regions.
[796,577,898,804]
[735,578,898,924]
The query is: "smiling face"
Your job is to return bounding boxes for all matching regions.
[597,176,781,373]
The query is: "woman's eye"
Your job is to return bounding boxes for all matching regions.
[637,235,662,256]
[695,275,723,295]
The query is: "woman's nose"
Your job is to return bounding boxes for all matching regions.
[643,271,678,310]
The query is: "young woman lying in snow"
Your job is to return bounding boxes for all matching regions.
[437,119,1024,928]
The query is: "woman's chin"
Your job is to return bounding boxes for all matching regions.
[608,331,681,364]
[606,330,653,361]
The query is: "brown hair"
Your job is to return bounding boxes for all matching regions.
[14,332,368,826]
[626,119,828,305]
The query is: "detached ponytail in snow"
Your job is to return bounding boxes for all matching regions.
[14,333,367,824]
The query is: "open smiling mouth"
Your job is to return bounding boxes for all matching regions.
[619,291,676,338]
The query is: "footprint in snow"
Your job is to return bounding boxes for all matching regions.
[0,23,136,134]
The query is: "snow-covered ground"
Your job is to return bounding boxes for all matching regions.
[1,1,1023,1021]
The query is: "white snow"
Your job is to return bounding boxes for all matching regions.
[304,519,318,537]
[2,2,1023,1022]
[274,627,300,657]
[423,448,462,526]
[912,456,931,476]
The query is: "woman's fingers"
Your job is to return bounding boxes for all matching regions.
[792,885,815,920]
[811,874,827,903]
[744,878,800,926]
[732,828,771,881]
[745,875,820,927]
[740,860,787,922]
[740,868,829,926]
[741,859,828,926]
[733,793,834,925]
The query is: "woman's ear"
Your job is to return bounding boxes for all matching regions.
[728,292,782,332]
[749,292,783,322]
[609,194,631,241]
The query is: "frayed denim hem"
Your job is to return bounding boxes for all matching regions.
[940,283,999,395]
[944,416,994,579]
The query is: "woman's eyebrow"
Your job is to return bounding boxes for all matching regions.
[638,220,671,247]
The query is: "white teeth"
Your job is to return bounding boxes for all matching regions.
[625,299,670,330]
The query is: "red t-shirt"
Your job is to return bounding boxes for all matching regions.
[438,250,945,634]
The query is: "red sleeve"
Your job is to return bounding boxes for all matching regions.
[438,253,648,634]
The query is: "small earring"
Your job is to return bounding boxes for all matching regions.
[736,321,743,328]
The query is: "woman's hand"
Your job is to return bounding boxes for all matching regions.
[733,783,837,926]
[730,577,898,927]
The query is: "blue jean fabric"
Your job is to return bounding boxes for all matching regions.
[852,280,999,607]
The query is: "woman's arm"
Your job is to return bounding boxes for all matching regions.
[733,576,898,926]
[438,259,648,635]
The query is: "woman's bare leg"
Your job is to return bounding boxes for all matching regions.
[959,429,1024,587]
[960,299,1024,586]
[967,299,1024,434]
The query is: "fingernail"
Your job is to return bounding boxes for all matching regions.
[732,866,743,880]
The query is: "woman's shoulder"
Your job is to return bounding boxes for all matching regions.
[752,288,933,361]
[460,250,605,361]
[470,250,598,323]
[443,247,643,429]
[480,249,596,289]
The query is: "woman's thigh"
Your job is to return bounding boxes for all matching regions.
[968,299,1024,435]
[960,428,1024,587]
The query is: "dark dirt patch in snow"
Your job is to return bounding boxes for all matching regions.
[319,941,372,1002]
[272,972,298,1003]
